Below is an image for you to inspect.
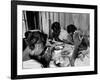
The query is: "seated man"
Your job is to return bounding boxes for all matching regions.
[68,28,89,66]
[23,30,52,68]
[66,24,77,44]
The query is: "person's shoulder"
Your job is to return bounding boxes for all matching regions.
[60,29,68,35]
[59,29,69,40]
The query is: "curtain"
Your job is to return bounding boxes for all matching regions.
[38,12,89,35]
[22,11,90,37]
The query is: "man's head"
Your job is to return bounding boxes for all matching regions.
[24,30,47,51]
[67,24,77,34]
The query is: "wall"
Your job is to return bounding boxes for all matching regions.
[40,12,89,35]
[0,0,99,80]
[23,11,89,37]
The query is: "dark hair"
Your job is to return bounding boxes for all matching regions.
[51,22,61,41]
[67,24,77,34]
[24,31,47,50]
[51,22,61,32]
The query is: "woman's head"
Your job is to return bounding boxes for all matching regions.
[51,22,61,41]
[51,22,61,33]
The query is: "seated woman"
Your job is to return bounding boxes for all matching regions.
[51,22,63,42]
